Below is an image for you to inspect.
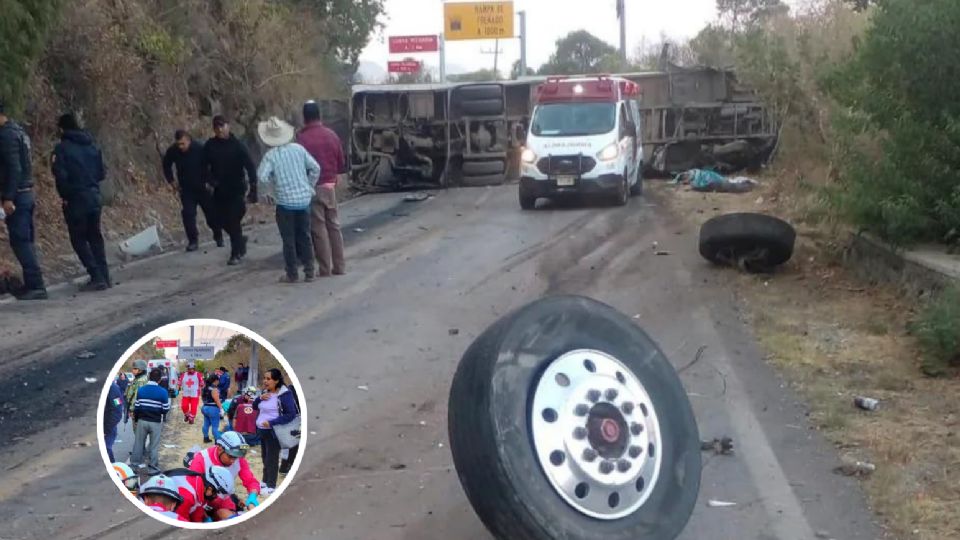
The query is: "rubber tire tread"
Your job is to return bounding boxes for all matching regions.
[699,212,796,267]
[448,295,701,540]
[459,98,505,117]
[453,85,503,101]
[462,159,506,176]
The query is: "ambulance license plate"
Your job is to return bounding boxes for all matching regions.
[556,175,576,186]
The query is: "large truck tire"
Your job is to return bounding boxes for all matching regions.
[448,295,701,540]
[462,159,506,177]
[459,98,505,117]
[454,84,503,101]
[699,212,796,273]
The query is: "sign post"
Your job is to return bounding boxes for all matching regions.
[443,1,515,41]
[178,346,216,360]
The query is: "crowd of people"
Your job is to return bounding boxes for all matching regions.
[0,99,346,300]
[103,360,302,523]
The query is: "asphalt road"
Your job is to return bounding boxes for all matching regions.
[0,185,886,540]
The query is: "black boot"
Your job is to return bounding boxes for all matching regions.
[16,288,48,301]
[214,232,224,248]
[186,242,199,252]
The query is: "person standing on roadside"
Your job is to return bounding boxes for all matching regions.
[163,130,222,251]
[202,116,257,266]
[52,113,110,291]
[218,366,231,399]
[0,99,47,300]
[131,368,170,469]
[201,372,224,443]
[103,380,124,462]
[296,101,346,277]
[178,361,204,424]
[125,360,149,422]
[257,116,320,283]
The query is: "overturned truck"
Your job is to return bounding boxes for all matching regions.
[349,66,777,191]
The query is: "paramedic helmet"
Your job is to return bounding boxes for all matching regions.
[139,474,184,505]
[216,431,249,458]
[205,465,235,495]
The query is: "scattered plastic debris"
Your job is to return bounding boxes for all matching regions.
[854,396,880,411]
[84,377,97,384]
[73,441,92,448]
[448,328,460,336]
[357,385,369,391]
[118,225,161,258]
[353,227,366,233]
[707,500,737,508]
[163,444,179,449]
[701,437,735,455]
[834,459,876,477]
[76,351,96,359]
[404,193,432,202]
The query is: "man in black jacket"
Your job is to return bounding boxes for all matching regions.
[203,116,257,265]
[53,113,110,291]
[0,99,47,300]
[163,130,222,251]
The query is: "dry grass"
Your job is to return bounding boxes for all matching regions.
[656,179,960,540]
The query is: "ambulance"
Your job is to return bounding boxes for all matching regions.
[519,76,643,209]
[147,358,180,397]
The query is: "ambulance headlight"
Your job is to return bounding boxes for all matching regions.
[521,148,537,164]
[597,143,619,162]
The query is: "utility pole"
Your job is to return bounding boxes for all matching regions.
[618,0,627,63]
[248,341,259,389]
[519,10,527,77]
[439,34,447,83]
[480,42,505,78]
[189,325,194,347]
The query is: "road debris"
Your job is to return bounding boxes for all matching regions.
[701,437,735,455]
[353,227,366,233]
[448,328,460,336]
[834,459,876,477]
[76,351,96,359]
[73,441,91,448]
[118,225,161,259]
[707,500,737,508]
[390,463,407,470]
[163,444,179,449]
[83,377,97,383]
[655,250,672,256]
[404,193,432,202]
[357,385,370,391]
[854,396,880,411]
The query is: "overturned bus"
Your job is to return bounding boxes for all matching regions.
[348,66,777,191]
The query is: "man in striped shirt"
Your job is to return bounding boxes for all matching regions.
[132,368,170,469]
[257,117,321,283]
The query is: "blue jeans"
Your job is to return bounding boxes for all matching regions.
[104,424,118,462]
[242,432,261,446]
[5,190,45,290]
[201,405,221,441]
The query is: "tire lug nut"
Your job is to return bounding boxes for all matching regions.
[573,427,588,440]
[599,460,614,474]
[574,404,590,416]
[586,389,601,403]
[630,423,643,436]
[582,448,598,462]
[617,459,631,473]
[621,401,635,415]
[628,445,642,459]
[604,388,618,401]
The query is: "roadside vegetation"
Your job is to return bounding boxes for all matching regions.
[911,286,960,377]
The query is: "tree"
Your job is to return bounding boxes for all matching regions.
[538,30,618,75]
[132,339,164,361]
[0,0,63,111]
[449,68,502,82]
[510,60,536,80]
[716,0,788,32]
[843,0,875,11]
[297,0,386,68]
[688,24,736,68]
[634,35,699,70]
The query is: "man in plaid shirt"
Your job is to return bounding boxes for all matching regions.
[256,117,321,283]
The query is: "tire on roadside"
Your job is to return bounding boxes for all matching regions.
[448,295,701,540]
[462,159,506,177]
[699,212,796,272]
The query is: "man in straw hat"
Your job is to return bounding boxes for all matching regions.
[256,116,321,283]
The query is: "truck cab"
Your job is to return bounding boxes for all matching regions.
[519,76,643,209]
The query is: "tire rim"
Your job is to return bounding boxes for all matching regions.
[530,349,663,520]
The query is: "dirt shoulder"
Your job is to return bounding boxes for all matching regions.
[653,178,959,540]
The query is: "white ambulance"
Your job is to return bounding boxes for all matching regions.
[519,76,644,209]
[146,358,180,397]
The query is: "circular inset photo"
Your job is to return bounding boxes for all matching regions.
[96,319,307,528]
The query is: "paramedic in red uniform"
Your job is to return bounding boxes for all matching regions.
[189,431,262,510]
[178,361,204,423]
[169,465,237,522]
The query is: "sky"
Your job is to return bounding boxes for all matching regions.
[150,325,237,361]
[359,0,725,78]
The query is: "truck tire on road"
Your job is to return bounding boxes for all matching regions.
[699,213,796,273]
[453,84,504,102]
[462,159,506,177]
[448,295,701,540]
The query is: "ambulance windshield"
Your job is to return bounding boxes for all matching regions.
[531,102,616,137]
